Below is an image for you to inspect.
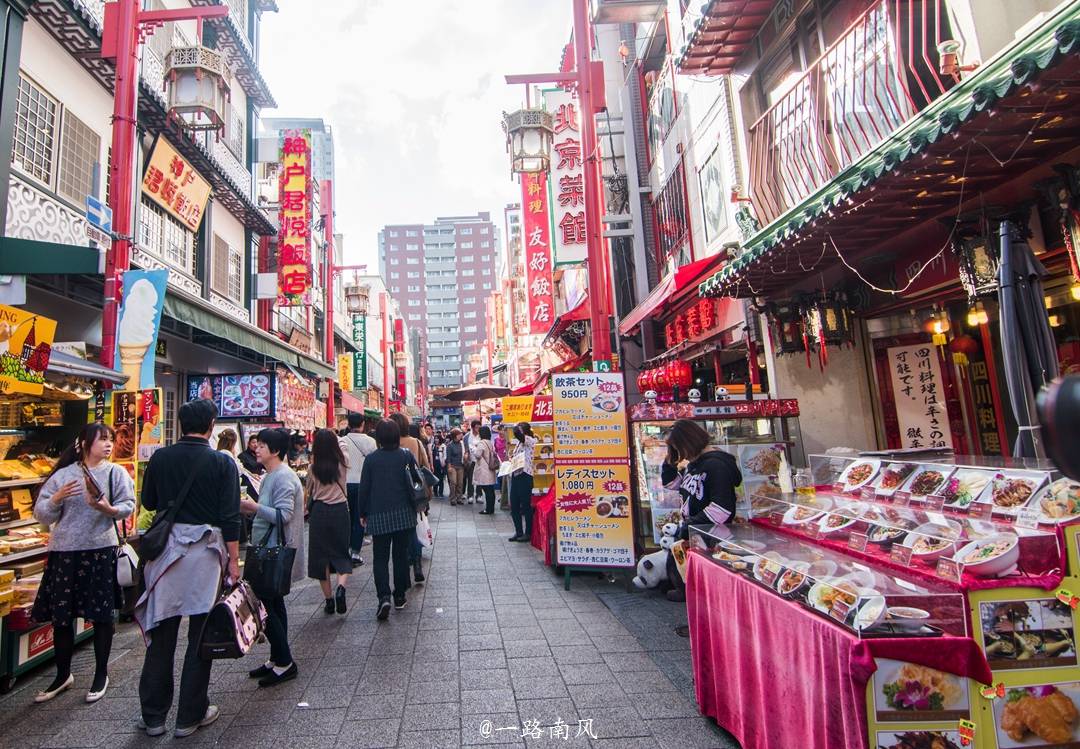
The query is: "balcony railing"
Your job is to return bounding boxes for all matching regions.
[747,0,954,228]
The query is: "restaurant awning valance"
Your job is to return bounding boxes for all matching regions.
[619,253,725,335]
[0,237,101,275]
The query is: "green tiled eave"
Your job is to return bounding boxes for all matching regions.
[699,2,1080,299]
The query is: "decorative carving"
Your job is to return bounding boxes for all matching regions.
[74,0,104,27]
[209,292,251,323]
[6,175,88,246]
[211,138,252,193]
[735,205,760,242]
[141,47,167,96]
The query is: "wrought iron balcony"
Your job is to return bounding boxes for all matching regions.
[747,0,954,228]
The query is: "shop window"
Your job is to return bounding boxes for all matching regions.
[653,160,691,274]
[211,235,242,303]
[161,204,195,274]
[57,111,100,205]
[12,74,57,185]
[164,389,176,445]
[224,102,245,160]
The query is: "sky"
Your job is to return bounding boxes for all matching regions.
[259,0,570,271]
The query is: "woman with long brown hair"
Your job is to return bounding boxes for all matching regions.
[31,423,135,703]
[306,428,352,614]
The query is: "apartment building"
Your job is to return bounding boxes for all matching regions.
[378,211,499,389]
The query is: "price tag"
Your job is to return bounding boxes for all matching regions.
[860,486,876,500]
[848,532,868,552]
[935,557,964,583]
[890,544,914,566]
[969,502,993,520]
[805,524,822,540]
[979,683,1006,700]
[1055,588,1079,609]
[1015,508,1041,530]
[760,565,780,587]
[829,598,853,623]
[958,719,976,747]
[767,511,785,527]
[893,491,911,504]
[924,494,945,511]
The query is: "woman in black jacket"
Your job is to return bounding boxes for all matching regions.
[358,419,418,620]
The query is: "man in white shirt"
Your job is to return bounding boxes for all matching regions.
[339,414,377,565]
[462,419,481,505]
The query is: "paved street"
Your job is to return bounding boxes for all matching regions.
[0,500,739,749]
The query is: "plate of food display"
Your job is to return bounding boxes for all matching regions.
[782,497,833,526]
[867,524,910,548]
[775,563,811,597]
[711,550,755,572]
[903,467,954,499]
[902,520,963,563]
[954,533,1020,577]
[838,459,880,492]
[807,579,859,616]
[940,469,994,509]
[817,506,864,535]
[875,731,962,749]
[741,444,784,477]
[987,472,1046,515]
[874,463,919,496]
[854,593,887,632]
[752,553,786,583]
[1036,478,1080,523]
[251,374,269,387]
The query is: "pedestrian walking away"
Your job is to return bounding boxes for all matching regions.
[339,413,376,566]
[134,398,241,738]
[30,423,135,705]
[305,428,352,614]
[472,425,499,515]
[394,414,430,584]
[445,428,465,505]
[358,419,419,620]
[240,427,305,687]
[508,421,538,543]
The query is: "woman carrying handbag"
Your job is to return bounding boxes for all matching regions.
[31,423,135,704]
[239,428,304,688]
[305,429,352,615]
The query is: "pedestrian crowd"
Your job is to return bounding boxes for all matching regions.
[26,397,536,738]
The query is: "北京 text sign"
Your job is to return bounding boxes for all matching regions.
[552,372,633,568]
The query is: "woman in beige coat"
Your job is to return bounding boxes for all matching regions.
[471,426,499,515]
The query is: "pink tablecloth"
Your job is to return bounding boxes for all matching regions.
[530,487,556,565]
[686,552,992,749]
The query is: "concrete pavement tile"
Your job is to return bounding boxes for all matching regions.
[600,652,661,672]
[507,657,560,677]
[533,607,577,621]
[286,707,347,735]
[363,654,412,674]
[652,717,741,749]
[558,663,614,685]
[589,738,662,749]
[590,635,645,653]
[311,665,363,687]
[413,641,460,662]
[399,701,461,731]
[459,609,499,624]
[397,729,461,748]
[613,671,680,696]
[410,660,460,683]
[498,625,545,641]
[550,645,604,664]
[506,639,552,659]
[461,649,508,671]
[323,647,369,667]
[461,687,517,714]
[509,675,569,700]
[632,695,702,720]
[299,685,355,709]
[335,719,401,749]
[347,692,408,720]
[207,724,287,747]
[459,620,498,635]
[460,634,504,651]
[38,719,121,748]
[524,733,592,749]
[229,698,296,725]
[80,695,142,720]
[460,667,512,691]
[355,671,408,695]
[460,597,496,611]
[406,677,459,704]
[460,712,526,745]
[567,683,626,709]
[515,697,579,725]
[583,707,651,739]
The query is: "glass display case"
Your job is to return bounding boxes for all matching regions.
[689,523,969,637]
[630,399,803,548]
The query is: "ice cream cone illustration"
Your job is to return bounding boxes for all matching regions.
[116,278,160,389]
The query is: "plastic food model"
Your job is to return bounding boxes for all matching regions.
[1001,687,1077,744]
[1041,478,1080,519]
[879,464,916,490]
[877,732,960,749]
[990,475,1035,508]
[908,470,946,497]
[941,472,990,507]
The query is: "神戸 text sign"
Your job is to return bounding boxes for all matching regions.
[887,344,953,449]
[141,137,211,231]
[277,130,313,307]
[552,372,633,569]
[545,89,587,265]
[521,172,554,335]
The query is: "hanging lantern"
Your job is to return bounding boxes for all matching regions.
[769,302,805,356]
[672,360,693,390]
[165,45,230,132]
[818,293,855,347]
[636,370,649,393]
[950,220,1001,300]
[948,334,978,367]
[501,108,554,175]
[344,284,370,316]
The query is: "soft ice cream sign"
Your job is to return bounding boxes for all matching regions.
[114,270,168,390]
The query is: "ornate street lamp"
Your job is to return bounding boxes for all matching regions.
[345,284,370,316]
[164,44,230,132]
[501,107,554,174]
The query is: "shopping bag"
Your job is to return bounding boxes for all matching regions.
[497,460,513,478]
[197,580,267,659]
[416,512,433,548]
[243,508,296,598]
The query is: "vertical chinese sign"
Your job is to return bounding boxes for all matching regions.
[552,372,634,569]
[546,90,587,265]
[394,318,407,402]
[352,316,367,390]
[277,130,313,306]
[522,172,554,334]
[887,344,953,449]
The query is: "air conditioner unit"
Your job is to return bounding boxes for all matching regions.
[591,0,665,24]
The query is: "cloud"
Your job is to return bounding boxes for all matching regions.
[259,1,568,269]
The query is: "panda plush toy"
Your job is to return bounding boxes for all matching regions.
[631,522,683,594]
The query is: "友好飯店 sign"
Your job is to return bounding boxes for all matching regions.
[545,89,586,265]
[887,344,953,450]
[277,130,313,307]
[141,137,211,231]
[521,172,554,335]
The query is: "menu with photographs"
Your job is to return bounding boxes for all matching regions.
[187,373,275,419]
[978,598,1078,671]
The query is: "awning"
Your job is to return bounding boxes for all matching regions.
[46,350,127,385]
[542,297,590,347]
[619,254,724,335]
[338,390,364,414]
[0,237,101,275]
[532,350,592,395]
[676,0,776,76]
[364,408,383,419]
[162,292,335,380]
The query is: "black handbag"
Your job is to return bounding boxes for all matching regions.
[243,508,296,598]
[140,452,210,562]
[197,579,267,659]
[405,460,427,510]
[419,466,439,488]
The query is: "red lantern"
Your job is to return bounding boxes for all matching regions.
[637,370,648,392]
[655,362,669,391]
[673,360,693,389]
[948,334,979,356]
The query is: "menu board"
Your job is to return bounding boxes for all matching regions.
[552,372,634,569]
[187,373,275,420]
[886,344,953,450]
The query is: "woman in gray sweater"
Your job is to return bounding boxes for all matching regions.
[31,423,135,704]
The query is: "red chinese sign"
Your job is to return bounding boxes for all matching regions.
[394,318,407,401]
[664,298,742,349]
[277,130,313,307]
[522,172,554,334]
[546,89,587,264]
[141,137,211,231]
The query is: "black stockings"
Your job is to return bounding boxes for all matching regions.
[48,620,114,692]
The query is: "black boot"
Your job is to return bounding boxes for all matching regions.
[413,561,425,583]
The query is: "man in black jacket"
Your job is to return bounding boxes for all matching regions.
[136,399,241,739]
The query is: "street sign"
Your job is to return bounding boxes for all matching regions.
[86,224,110,247]
[593,360,612,372]
[85,195,112,233]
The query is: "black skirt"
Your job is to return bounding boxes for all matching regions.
[307,501,352,580]
[31,547,121,626]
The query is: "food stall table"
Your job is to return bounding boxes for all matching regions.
[686,551,993,749]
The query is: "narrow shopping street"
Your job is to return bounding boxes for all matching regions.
[0,500,737,749]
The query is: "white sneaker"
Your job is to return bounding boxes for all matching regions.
[174,705,219,738]
[85,676,108,703]
[467,498,475,504]
[34,674,73,703]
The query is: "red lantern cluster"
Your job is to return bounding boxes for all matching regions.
[637,360,693,401]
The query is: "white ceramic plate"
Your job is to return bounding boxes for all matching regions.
[838,459,880,492]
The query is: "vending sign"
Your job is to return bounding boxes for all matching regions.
[551,373,630,461]
[352,315,367,389]
[545,89,587,265]
[277,130,313,307]
[887,344,953,450]
[521,172,554,334]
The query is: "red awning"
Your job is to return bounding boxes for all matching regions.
[543,297,590,345]
[531,350,592,395]
[618,254,724,336]
[339,390,365,414]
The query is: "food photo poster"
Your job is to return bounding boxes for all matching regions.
[991,681,1080,748]
[871,659,971,723]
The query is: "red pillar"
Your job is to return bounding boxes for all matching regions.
[322,181,335,427]
[99,0,140,370]
[381,292,391,416]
